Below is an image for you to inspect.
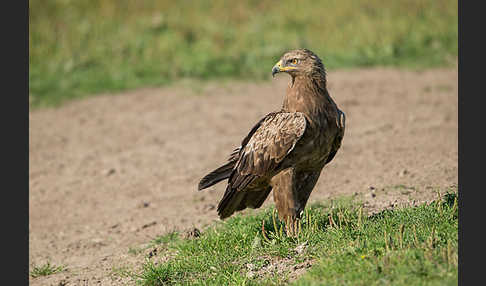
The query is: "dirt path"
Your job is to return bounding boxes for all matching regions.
[29,67,457,285]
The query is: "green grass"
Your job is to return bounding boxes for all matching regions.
[30,0,458,107]
[30,261,65,278]
[127,190,457,285]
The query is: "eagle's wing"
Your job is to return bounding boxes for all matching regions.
[217,112,307,218]
[236,112,307,179]
[198,113,275,191]
[325,108,346,165]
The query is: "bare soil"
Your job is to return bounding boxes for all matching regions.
[29,67,458,285]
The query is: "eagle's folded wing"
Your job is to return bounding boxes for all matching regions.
[217,112,307,218]
[236,112,306,178]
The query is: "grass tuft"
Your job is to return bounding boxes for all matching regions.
[30,262,65,278]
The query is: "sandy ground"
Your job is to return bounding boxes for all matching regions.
[29,67,457,285]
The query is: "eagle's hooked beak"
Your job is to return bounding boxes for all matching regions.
[272,59,297,78]
[272,60,282,78]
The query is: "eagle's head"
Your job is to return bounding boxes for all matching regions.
[272,49,326,79]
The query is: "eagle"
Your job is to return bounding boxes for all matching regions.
[198,49,345,234]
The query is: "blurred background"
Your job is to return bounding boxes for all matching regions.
[29,0,457,106]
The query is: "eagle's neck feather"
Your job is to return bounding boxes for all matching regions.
[282,73,336,124]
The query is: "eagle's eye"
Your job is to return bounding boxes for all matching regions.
[291,58,298,65]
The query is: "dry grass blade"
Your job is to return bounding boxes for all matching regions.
[428,226,436,249]
[261,220,270,242]
[328,214,336,228]
[412,225,420,247]
[384,230,390,252]
[398,224,405,249]
[451,196,458,216]
[272,209,278,235]
[357,206,363,228]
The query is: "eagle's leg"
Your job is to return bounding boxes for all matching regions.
[272,168,321,237]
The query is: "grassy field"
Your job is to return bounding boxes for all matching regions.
[118,189,458,285]
[29,0,457,107]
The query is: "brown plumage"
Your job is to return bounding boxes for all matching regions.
[199,49,345,229]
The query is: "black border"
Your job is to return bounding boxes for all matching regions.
[458,0,482,285]
[3,0,29,284]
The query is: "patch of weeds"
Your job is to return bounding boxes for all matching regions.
[30,262,65,278]
[435,85,453,92]
[128,246,144,256]
[151,231,180,246]
[111,266,134,279]
[392,184,416,190]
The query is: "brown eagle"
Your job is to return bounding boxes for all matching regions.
[198,49,345,232]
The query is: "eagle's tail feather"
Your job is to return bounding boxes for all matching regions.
[217,185,245,219]
[217,184,271,219]
[198,162,234,191]
[240,186,272,209]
